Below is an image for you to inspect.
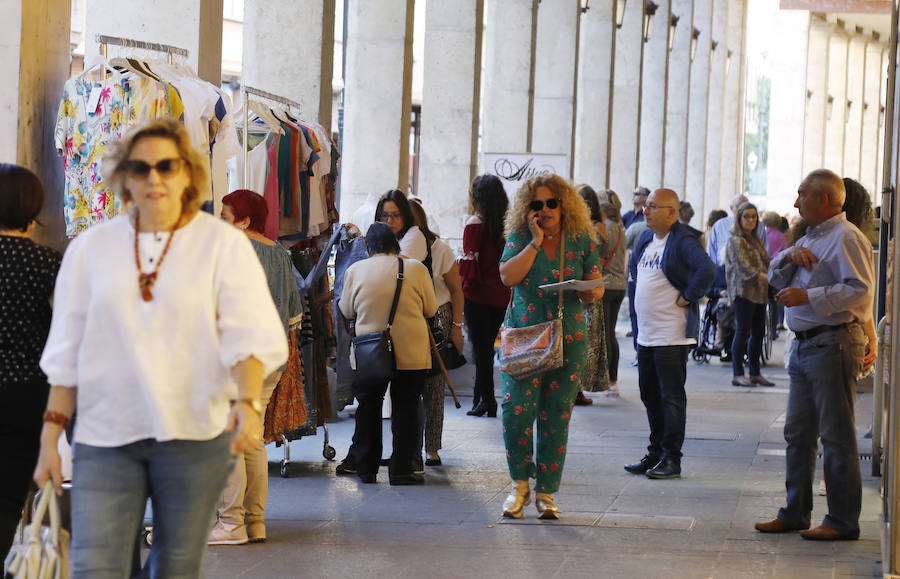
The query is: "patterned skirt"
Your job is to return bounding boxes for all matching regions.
[582,300,610,392]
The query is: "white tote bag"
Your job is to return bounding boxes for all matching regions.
[4,481,70,579]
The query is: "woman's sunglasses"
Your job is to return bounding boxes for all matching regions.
[122,158,185,179]
[529,198,560,212]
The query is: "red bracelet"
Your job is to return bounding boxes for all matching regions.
[43,410,70,429]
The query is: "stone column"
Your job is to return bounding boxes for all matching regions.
[765,10,808,216]
[531,0,578,174]
[608,0,644,196]
[662,0,692,200]
[85,0,223,85]
[685,0,712,218]
[340,0,415,216]
[859,39,882,196]
[417,0,483,242]
[637,0,670,190]
[876,46,888,198]
[718,0,745,204]
[842,34,867,182]
[802,18,832,177]
[823,28,849,175]
[242,0,336,129]
[573,1,614,188]
[482,0,535,154]
[702,0,727,213]
[0,0,71,249]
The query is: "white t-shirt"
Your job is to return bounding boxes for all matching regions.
[429,238,456,306]
[634,233,695,347]
[40,212,288,447]
[399,226,428,262]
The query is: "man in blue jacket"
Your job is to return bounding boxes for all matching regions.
[624,189,717,479]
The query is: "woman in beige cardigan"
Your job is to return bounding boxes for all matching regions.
[336,222,437,485]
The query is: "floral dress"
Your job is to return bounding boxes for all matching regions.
[499,231,602,493]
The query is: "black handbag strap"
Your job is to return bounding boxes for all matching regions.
[387,258,404,329]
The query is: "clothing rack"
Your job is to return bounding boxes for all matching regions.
[240,86,304,190]
[96,34,189,65]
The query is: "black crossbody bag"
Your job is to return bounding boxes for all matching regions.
[350,258,404,387]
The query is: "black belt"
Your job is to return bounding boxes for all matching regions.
[795,324,846,341]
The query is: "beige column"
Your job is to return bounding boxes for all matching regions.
[765,10,808,216]
[842,33,867,181]
[531,0,578,172]
[340,0,415,216]
[703,0,727,213]
[876,46,888,199]
[638,0,671,190]
[417,0,483,242]
[802,17,832,177]
[573,1,615,189]
[685,0,712,218]
[85,0,223,85]
[482,0,535,154]
[0,0,72,249]
[608,0,644,195]
[824,27,849,174]
[663,0,693,199]
[859,39,884,196]
[718,0,745,204]
[242,0,336,129]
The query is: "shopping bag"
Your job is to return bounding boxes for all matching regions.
[4,481,70,579]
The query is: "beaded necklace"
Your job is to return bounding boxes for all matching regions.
[134,206,184,302]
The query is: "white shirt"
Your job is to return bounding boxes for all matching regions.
[40,212,288,447]
[634,233,695,347]
[399,226,428,262]
[429,238,455,306]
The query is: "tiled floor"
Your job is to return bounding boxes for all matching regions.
[201,329,883,578]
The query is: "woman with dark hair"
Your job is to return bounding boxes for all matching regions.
[0,165,61,562]
[576,184,609,403]
[214,189,302,544]
[408,199,464,466]
[599,198,627,397]
[725,202,773,387]
[460,174,510,416]
[842,177,877,246]
[375,189,427,262]
[336,222,437,485]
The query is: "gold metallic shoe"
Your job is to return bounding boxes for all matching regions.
[502,480,531,519]
[535,493,559,520]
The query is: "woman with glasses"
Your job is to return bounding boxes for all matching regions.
[33,118,288,577]
[497,174,604,520]
[375,189,428,263]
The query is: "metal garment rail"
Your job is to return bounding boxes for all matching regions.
[95,34,189,65]
[240,86,304,190]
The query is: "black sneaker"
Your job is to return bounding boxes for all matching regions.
[335,455,357,475]
[413,456,425,475]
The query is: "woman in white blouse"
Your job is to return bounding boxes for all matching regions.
[33,118,287,578]
[375,189,428,262]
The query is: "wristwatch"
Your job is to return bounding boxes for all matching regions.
[237,398,263,415]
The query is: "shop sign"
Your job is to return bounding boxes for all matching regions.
[482,152,569,198]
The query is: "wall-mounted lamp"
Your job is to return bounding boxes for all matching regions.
[806,89,813,101]
[643,1,658,43]
[709,40,718,67]
[668,14,680,52]
[827,95,834,121]
[845,99,853,124]
[580,0,590,13]
[615,0,626,28]
[725,49,733,75]
[880,104,886,126]
[690,27,700,62]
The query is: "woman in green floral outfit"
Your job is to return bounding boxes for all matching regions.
[498,174,604,520]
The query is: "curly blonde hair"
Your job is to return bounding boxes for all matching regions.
[104,117,210,216]
[505,174,596,241]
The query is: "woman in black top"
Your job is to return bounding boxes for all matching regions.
[0,164,61,560]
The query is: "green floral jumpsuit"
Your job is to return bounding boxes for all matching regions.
[499,231,602,493]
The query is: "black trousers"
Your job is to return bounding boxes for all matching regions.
[602,289,626,383]
[351,370,426,477]
[0,379,49,562]
[463,299,506,404]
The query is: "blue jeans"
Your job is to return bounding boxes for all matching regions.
[778,325,865,536]
[71,433,235,578]
[637,345,690,462]
[731,297,765,377]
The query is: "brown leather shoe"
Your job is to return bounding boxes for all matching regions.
[754,518,809,533]
[800,524,859,541]
[575,391,593,405]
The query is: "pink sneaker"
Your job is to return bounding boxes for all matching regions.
[208,520,248,545]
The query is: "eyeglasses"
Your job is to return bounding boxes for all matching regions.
[643,203,676,211]
[380,212,403,222]
[123,158,185,180]
[529,198,560,212]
